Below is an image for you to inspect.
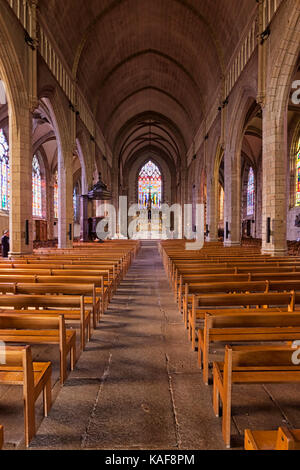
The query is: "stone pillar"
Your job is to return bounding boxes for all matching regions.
[223,146,241,247]
[58,149,73,248]
[206,176,218,242]
[261,107,288,256]
[9,106,33,256]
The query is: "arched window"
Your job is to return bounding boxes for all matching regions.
[295,138,300,206]
[138,160,162,209]
[0,129,9,211]
[32,155,42,217]
[247,167,255,216]
[219,184,224,221]
[54,170,58,219]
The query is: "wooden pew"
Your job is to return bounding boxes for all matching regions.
[0,275,108,316]
[0,345,52,447]
[0,295,89,351]
[244,427,300,450]
[0,283,99,329]
[189,292,295,350]
[16,283,99,327]
[0,314,76,384]
[0,268,113,307]
[213,345,300,448]
[177,272,300,310]
[182,278,300,327]
[198,311,300,384]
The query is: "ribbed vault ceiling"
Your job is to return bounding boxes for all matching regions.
[38,0,256,165]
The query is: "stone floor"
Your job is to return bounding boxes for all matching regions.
[2,241,300,451]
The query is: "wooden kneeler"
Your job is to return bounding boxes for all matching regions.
[245,427,300,450]
[0,345,52,447]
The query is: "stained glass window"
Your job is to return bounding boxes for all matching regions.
[219,185,224,221]
[138,161,162,209]
[0,129,9,211]
[296,141,300,206]
[247,167,255,216]
[54,170,58,219]
[32,155,42,217]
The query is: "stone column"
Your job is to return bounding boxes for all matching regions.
[261,107,288,256]
[57,148,73,248]
[223,146,241,246]
[9,106,33,256]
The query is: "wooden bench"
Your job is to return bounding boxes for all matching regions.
[0,269,112,309]
[0,294,89,350]
[0,345,52,447]
[0,282,99,329]
[244,427,300,450]
[213,345,300,448]
[182,278,300,326]
[0,275,108,318]
[189,292,295,350]
[198,311,300,384]
[0,314,76,384]
[182,280,267,325]
[179,271,300,296]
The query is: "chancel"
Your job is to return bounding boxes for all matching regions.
[0,0,299,453]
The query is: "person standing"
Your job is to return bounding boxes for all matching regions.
[1,230,9,258]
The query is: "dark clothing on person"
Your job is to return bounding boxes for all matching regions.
[1,235,9,258]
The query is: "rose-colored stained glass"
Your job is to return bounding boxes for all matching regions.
[54,170,58,219]
[0,129,9,211]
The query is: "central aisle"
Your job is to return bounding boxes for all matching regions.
[30,242,225,450]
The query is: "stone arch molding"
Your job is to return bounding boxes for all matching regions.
[0,10,29,124]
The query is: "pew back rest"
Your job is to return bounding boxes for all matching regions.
[195,292,293,308]
[15,283,95,296]
[0,314,63,330]
[227,345,300,368]
[0,294,84,309]
[206,312,300,328]
[188,281,267,294]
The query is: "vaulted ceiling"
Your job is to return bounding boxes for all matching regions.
[38,0,257,166]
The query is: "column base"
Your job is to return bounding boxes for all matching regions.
[223,241,241,247]
[261,246,288,257]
